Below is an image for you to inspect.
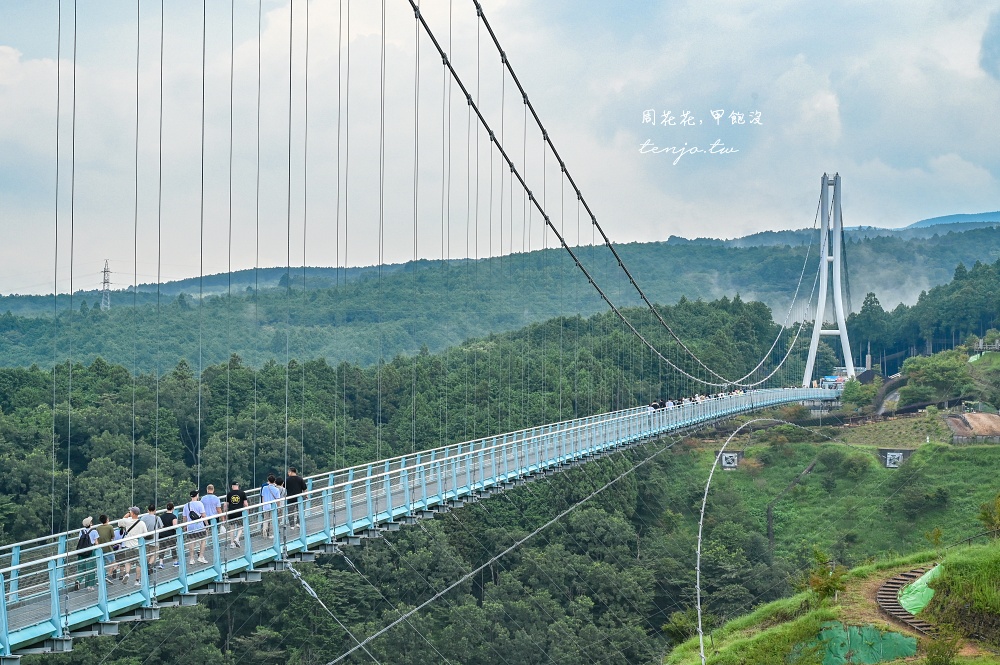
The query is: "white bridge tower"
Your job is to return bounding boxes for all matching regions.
[802,173,855,387]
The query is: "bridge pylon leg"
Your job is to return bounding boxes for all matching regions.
[803,173,855,387]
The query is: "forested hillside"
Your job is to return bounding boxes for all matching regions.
[847,257,1000,375]
[2,225,1000,370]
[0,297,800,545]
[5,277,1000,663]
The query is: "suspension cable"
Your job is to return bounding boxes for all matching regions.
[51,0,62,536]
[412,0,419,454]
[226,0,235,489]
[340,547,481,664]
[66,0,77,533]
[196,0,206,489]
[410,1,789,388]
[285,561,382,664]
[326,427,684,665]
[284,0,294,481]
[154,0,164,511]
[376,0,386,459]
[470,1,815,388]
[131,0,140,507]
[301,0,310,474]
[252,0,262,489]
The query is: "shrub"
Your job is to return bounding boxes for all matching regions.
[924,631,961,665]
[842,453,872,479]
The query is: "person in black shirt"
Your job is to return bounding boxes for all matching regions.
[224,481,249,548]
[284,467,307,527]
[159,503,178,564]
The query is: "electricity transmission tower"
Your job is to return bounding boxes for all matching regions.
[100,260,112,311]
[802,173,855,386]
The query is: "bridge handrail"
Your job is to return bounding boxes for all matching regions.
[0,395,688,557]
[0,400,663,574]
[0,402,648,558]
[1,387,838,655]
[0,388,832,577]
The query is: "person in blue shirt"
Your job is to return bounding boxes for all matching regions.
[202,484,224,546]
[202,484,223,521]
[260,475,280,538]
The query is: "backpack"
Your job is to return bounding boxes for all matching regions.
[186,503,200,521]
[75,528,94,551]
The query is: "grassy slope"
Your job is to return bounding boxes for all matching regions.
[925,543,1000,648]
[658,416,1000,664]
[971,351,1000,372]
[665,549,999,665]
[689,418,1000,562]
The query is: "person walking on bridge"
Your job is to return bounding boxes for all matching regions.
[224,480,248,548]
[260,475,280,538]
[74,516,98,591]
[182,490,209,566]
[95,514,116,582]
[139,504,164,571]
[285,467,307,528]
[118,507,148,586]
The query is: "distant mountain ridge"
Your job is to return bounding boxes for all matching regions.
[669,220,1000,248]
[907,211,1000,228]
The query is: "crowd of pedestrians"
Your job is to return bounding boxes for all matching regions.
[73,469,307,590]
[646,389,748,413]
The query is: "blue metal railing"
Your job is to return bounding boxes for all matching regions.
[0,387,838,656]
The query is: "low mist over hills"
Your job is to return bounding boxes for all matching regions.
[1,222,998,370]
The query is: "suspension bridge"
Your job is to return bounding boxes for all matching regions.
[0,1,854,661]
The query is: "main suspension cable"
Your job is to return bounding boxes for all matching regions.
[410,1,789,388]
[470,1,816,388]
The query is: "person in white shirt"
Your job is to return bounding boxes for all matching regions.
[74,516,99,590]
[182,490,209,566]
[117,506,149,587]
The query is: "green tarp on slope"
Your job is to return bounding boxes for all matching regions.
[898,565,942,615]
[800,622,917,665]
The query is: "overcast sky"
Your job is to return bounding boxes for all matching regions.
[1,0,999,296]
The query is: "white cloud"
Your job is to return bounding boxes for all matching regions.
[1,0,1000,294]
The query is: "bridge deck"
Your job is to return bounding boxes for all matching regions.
[0,388,838,658]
